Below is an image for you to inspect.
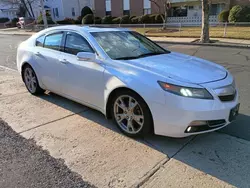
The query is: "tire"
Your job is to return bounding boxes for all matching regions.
[111,90,153,137]
[22,64,45,95]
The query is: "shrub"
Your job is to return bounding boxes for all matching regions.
[131,16,140,24]
[37,14,55,24]
[155,14,164,23]
[101,15,113,24]
[0,17,9,23]
[120,15,130,24]
[112,17,121,24]
[57,18,75,24]
[94,17,102,24]
[129,16,136,20]
[82,14,94,24]
[229,5,243,22]
[140,14,151,23]
[81,6,93,18]
[229,5,250,22]
[218,10,230,22]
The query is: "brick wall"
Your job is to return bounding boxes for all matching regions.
[95,0,106,17]
[130,0,143,16]
[232,0,250,6]
[111,0,123,17]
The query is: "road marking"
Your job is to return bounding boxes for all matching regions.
[0,65,18,72]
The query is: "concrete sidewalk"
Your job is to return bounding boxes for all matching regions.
[1,67,250,187]
[0,28,249,48]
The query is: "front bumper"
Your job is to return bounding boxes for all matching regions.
[149,77,239,138]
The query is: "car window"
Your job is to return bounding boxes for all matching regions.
[36,35,45,47]
[64,32,94,55]
[44,33,63,51]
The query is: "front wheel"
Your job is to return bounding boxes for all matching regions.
[23,65,45,95]
[111,90,153,137]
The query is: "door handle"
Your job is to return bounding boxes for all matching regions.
[34,51,41,56]
[59,59,69,64]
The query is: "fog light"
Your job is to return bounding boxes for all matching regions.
[187,126,192,132]
[189,120,208,126]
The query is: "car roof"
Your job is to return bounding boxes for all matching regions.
[42,25,130,34]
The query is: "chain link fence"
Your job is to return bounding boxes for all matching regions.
[24,22,250,39]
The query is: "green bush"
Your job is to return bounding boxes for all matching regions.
[11,18,19,25]
[101,15,113,24]
[218,10,230,22]
[120,15,130,24]
[0,17,9,23]
[131,16,140,24]
[37,14,55,24]
[82,14,94,24]
[57,18,75,24]
[155,14,164,23]
[140,14,151,23]
[94,17,102,24]
[229,5,250,22]
[81,6,93,18]
[112,17,121,24]
[229,5,243,22]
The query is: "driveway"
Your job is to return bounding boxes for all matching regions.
[0,35,250,187]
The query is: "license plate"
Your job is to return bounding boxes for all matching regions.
[229,104,240,122]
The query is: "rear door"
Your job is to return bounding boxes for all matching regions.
[34,31,64,93]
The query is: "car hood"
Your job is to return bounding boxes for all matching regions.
[123,52,227,84]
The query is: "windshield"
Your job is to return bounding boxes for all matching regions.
[91,31,170,60]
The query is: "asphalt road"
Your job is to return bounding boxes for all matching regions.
[1,34,250,141]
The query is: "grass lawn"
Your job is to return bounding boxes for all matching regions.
[133,26,250,40]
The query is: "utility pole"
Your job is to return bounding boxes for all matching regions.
[39,0,48,28]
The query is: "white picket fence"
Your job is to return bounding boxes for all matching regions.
[167,15,218,25]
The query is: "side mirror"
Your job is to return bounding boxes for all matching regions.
[77,52,96,61]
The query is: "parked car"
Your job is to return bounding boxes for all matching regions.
[16,26,239,138]
[17,17,35,28]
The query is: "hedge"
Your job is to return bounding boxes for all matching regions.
[0,17,9,23]
[101,15,113,24]
[82,14,94,24]
[94,17,102,24]
[228,5,250,22]
[131,16,140,24]
[57,18,75,24]
[37,14,55,24]
[81,6,93,18]
[218,10,229,22]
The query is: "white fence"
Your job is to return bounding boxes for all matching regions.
[167,15,218,24]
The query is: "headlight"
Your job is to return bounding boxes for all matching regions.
[158,81,213,100]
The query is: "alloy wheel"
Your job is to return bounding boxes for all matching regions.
[114,95,144,134]
[24,67,37,93]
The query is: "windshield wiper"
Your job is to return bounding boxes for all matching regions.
[115,52,166,60]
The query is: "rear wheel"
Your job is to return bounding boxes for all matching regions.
[23,65,44,95]
[111,90,153,137]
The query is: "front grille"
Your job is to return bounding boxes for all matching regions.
[219,93,236,102]
[207,120,226,127]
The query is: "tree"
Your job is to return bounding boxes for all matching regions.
[200,0,210,43]
[149,0,171,29]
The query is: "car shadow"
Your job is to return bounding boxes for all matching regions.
[38,92,250,187]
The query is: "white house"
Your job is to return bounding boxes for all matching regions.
[44,0,94,21]
[0,0,19,19]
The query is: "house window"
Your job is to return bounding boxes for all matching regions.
[72,8,75,17]
[173,6,187,17]
[106,0,111,12]
[55,8,59,17]
[123,10,130,16]
[106,11,111,16]
[52,8,55,18]
[189,6,194,10]
[143,8,151,15]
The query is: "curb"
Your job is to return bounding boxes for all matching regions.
[153,40,250,49]
[0,32,33,36]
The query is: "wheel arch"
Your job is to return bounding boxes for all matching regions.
[105,87,154,124]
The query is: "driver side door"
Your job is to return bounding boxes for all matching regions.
[59,32,105,110]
